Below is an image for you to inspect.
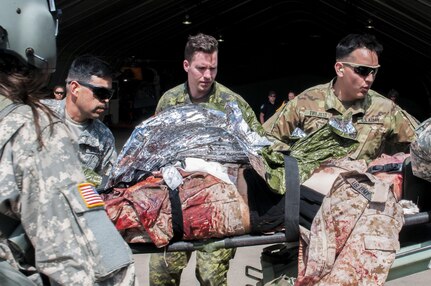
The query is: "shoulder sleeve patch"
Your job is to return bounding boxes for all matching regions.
[78,183,105,208]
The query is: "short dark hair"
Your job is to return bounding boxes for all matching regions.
[53,84,65,91]
[335,34,383,60]
[66,54,112,82]
[184,33,218,62]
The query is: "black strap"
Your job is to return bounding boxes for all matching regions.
[283,155,300,241]
[168,188,184,242]
[367,163,403,174]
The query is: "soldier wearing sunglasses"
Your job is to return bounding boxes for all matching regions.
[43,55,117,186]
[52,84,66,100]
[265,33,418,163]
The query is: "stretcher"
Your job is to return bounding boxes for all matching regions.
[110,104,431,282]
[126,156,431,282]
[127,155,300,253]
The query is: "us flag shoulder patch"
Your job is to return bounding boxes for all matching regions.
[78,183,105,208]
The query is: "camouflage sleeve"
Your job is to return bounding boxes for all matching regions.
[410,117,431,182]
[263,99,301,150]
[7,114,98,284]
[2,108,134,285]
[99,130,117,178]
[155,93,169,114]
[155,88,185,114]
[387,105,419,153]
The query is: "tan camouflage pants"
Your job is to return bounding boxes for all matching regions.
[149,248,236,286]
[296,171,404,286]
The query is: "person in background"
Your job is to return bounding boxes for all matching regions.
[151,33,264,286]
[288,90,296,101]
[265,33,418,162]
[0,0,135,285]
[52,84,66,100]
[387,88,399,103]
[43,55,117,187]
[278,90,296,112]
[259,90,277,124]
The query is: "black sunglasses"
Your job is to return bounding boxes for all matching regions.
[339,62,380,77]
[54,91,65,95]
[69,81,114,101]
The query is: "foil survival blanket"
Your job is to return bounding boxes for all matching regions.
[102,103,269,247]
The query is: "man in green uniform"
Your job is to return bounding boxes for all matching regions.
[265,33,418,164]
[263,33,419,285]
[150,33,264,286]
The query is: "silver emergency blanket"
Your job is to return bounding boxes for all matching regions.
[328,114,357,139]
[290,114,356,140]
[107,102,271,188]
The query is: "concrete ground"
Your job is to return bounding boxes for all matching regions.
[111,125,431,286]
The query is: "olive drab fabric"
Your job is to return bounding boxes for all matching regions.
[296,171,403,285]
[0,94,135,285]
[410,117,431,182]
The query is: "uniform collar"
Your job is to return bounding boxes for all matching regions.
[325,78,370,116]
[184,81,216,104]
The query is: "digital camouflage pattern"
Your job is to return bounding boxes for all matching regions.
[42,98,117,179]
[264,80,418,162]
[260,122,359,194]
[149,248,236,286]
[155,81,265,136]
[150,81,257,285]
[0,95,135,285]
[410,117,431,182]
[296,171,403,285]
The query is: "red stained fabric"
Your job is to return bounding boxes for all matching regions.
[102,171,249,248]
[367,153,409,201]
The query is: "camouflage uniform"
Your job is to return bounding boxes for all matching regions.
[155,81,264,136]
[261,81,418,194]
[150,81,261,286]
[296,171,403,285]
[264,80,418,162]
[42,99,117,178]
[410,117,431,182]
[0,95,135,285]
